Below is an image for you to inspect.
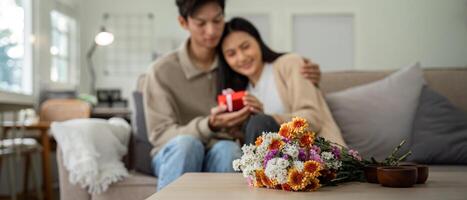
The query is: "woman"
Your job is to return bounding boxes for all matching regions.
[216,17,346,146]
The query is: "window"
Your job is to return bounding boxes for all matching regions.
[50,10,76,83]
[0,0,32,94]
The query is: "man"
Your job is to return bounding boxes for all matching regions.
[143,0,321,191]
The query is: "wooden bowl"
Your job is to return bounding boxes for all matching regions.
[364,164,381,183]
[377,166,418,188]
[415,165,429,184]
[399,164,429,184]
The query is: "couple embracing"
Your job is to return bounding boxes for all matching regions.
[142,0,346,191]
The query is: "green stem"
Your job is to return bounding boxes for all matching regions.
[397,151,412,163]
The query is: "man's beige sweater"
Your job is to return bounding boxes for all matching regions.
[143,40,236,156]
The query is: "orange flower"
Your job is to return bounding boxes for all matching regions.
[288,168,305,191]
[256,170,274,188]
[291,117,308,131]
[304,178,321,191]
[278,123,292,139]
[254,170,265,187]
[303,160,322,177]
[268,138,285,151]
[281,183,292,191]
[299,131,315,147]
[255,136,263,146]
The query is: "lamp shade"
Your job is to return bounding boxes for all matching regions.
[94,29,114,46]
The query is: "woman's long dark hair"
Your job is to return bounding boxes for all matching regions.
[217,17,285,95]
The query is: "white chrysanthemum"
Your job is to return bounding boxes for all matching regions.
[327,160,342,170]
[265,158,289,184]
[242,166,256,178]
[265,165,288,184]
[293,161,304,172]
[268,158,290,169]
[241,144,256,155]
[239,154,261,173]
[232,159,241,171]
[283,143,299,158]
[321,151,342,170]
[278,159,289,169]
[321,152,334,160]
[262,132,281,144]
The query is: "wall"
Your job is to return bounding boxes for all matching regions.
[227,0,467,69]
[78,0,467,100]
[78,0,186,100]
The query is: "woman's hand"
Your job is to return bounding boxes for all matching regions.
[243,92,264,114]
[209,105,250,131]
[300,57,321,87]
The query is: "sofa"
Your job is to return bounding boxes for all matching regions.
[56,67,467,200]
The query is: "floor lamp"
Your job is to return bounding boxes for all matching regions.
[86,24,114,95]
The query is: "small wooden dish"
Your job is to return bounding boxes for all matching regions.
[377,166,418,188]
[415,165,429,184]
[364,164,381,183]
[400,164,429,184]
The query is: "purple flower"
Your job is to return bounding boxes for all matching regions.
[282,137,291,143]
[282,154,289,160]
[263,150,279,167]
[309,149,323,163]
[331,146,341,160]
[349,149,362,161]
[298,148,307,161]
[311,145,321,154]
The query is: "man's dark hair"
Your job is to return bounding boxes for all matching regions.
[176,0,226,19]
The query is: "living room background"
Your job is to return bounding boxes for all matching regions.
[79,0,467,105]
[1,0,466,108]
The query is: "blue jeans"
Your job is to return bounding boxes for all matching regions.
[152,135,241,191]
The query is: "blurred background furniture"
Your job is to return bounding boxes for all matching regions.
[1,99,91,200]
[39,99,91,122]
[0,110,43,200]
[40,99,91,200]
[56,74,156,200]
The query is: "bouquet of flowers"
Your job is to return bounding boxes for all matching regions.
[232,117,365,191]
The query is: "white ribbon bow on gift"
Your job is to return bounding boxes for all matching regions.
[222,88,235,112]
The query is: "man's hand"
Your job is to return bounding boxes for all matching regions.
[208,105,250,131]
[300,58,321,87]
[243,92,263,114]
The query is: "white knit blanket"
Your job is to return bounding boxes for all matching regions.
[51,117,130,194]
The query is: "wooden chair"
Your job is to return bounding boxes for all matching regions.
[39,99,91,122]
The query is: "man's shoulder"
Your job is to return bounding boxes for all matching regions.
[273,53,304,73]
[148,51,181,74]
[275,53,303,65]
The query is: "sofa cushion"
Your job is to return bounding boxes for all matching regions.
[92,171,157,200]
[326,64,425,161]
[409,86,467,164]
[132,91,155,175]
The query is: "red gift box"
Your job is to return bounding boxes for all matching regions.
[217,90,245,112]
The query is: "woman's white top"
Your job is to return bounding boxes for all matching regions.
[246,63,286,114]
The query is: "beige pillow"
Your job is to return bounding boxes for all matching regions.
[326,63,425,161]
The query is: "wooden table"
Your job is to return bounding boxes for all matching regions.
[146,166,467,200]
[2,121,53,200]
